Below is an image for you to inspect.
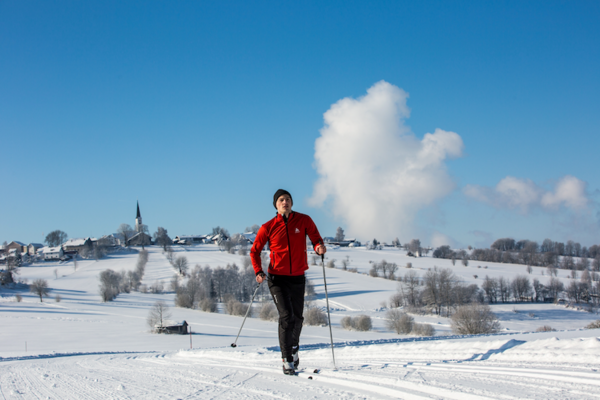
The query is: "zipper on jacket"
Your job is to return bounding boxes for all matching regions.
[284,213,293,275]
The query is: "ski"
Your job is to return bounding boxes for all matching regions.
[294,368,320,379]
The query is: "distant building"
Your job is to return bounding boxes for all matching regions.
[28,243,44,256]
[242,232,257,244]
[158,320,189,335]
[39,246,64,260]
[323,238,358,247]
[63,238,93,255]
[173,235,209,245]
[207,233,229,244]
[135,201,143,233]
[6,241,26,253]
[126,232,153,247]
[97,234,122,247]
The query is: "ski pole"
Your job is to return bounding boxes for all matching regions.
[321,254,337,370]
[231,282,263,348]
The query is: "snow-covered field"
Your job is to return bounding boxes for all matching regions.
[1,245,599,399]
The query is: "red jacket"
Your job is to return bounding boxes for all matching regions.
[251,211,323,276]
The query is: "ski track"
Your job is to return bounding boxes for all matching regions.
[1,348,599,400]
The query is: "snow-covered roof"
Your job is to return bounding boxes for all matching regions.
[42,246,63,254]
[10,241,26,246]
[242,233,257,242]
[63,238,90,246]
[28,243,44,248]
[176,235,207,240]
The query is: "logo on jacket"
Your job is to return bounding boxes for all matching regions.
[295,228,300,234]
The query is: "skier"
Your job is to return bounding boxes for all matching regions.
[250,189,326,375]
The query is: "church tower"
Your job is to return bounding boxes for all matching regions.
[135,201,142,233]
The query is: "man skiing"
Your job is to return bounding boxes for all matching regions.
[250,189,326,375]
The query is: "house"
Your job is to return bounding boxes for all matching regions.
[241,232,257,244]
[111,233,125,246]
[323,238,358,247]
[159,320,189,334]
[173,235,209,245]
[6,241,27,253]
[126,232,153,247]
[208,233,229,244]
[28,243,44,256]
[40,246,64,260]
[63,238,93,255]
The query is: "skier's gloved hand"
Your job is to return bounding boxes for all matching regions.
[256,271,266,284]
[315,244,327,255]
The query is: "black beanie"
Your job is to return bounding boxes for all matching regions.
[273,189,293,208]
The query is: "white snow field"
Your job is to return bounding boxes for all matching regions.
[1,245,600,399]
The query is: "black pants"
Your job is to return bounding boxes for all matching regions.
[268,274,305,360]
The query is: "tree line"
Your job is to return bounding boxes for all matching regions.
[98,250,148,301]
[389,267,600,316]
[433,240,600,271]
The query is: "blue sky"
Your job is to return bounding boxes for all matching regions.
[1,1,599,248]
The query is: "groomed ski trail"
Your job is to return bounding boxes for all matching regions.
[2,344,599,400]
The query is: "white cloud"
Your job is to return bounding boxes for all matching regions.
[309,80,464,241]
[464,175,590,213]
[541,175,589,210]
[430,231,458,249]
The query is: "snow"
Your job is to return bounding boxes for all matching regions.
[62,238,89,247]
[1,245,599,399]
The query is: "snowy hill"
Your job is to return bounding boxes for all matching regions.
[1,245,599,399]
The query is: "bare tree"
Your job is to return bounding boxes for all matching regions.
[400,270,421,307]
[45,230,68,247]
[259,302,279,321]
[341,315,372,331]
[498,276,511,303]
[482,276,499,303]
[172,255,189,275]
[451,303,501,334]
[341,316,354,330]
[99,269,122,302]
[423,267,458,315]
[581,269,591,284]
[117,224,135,246]
[153,227,172,251]
[547,277,564,300]
[245,224,260,234]
[546,265,558,277]
[3,252,22,284]
[412,323,436,336]
[304,304,327,326]
[386,309,413,334]
[212,226,230,238]
[566,281,587,303]
[408,239,421,254]
[334,227,345,242]
[511,275,532,302]
[532,278,547,302]
[30,279,50,302]
[491,238,516,251]
[147,301,172,332]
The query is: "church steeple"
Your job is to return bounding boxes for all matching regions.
[135,201,142,233]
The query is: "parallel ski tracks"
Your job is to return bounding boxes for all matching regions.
[2,351,599,399]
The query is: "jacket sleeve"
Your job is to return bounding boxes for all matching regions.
[250,224,269,275]
[305,216,323,252]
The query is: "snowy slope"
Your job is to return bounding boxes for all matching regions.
[1,245,599,399]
